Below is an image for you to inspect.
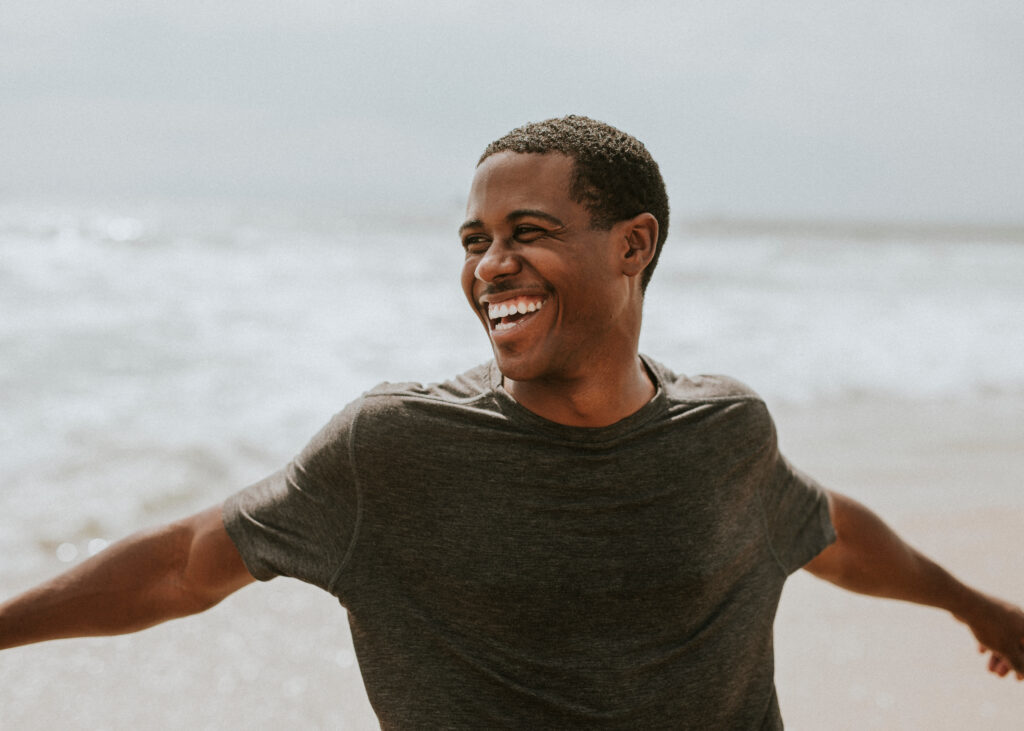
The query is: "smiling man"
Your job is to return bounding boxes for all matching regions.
[460,148,658,426]
[2,116,1023,729]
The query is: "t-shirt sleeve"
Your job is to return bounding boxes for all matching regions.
[222,400,362,592]
[756,408,836,575]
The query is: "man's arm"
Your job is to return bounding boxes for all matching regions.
[0,503,255,650]
[804,491,1024,678]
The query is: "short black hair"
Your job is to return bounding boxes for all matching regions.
[480,115,669,292]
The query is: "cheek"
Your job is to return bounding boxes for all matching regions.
[460,259,482,313]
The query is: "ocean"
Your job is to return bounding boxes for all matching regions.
[2,201,1023,576]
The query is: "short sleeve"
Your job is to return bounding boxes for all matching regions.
[757,411,836,575]
[223,400,362,592]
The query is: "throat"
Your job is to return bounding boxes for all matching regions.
[503,359,656,427]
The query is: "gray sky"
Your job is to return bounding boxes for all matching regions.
[3,0,1022,224]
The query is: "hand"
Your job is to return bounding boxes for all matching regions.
[959,595,1024,680]
[979,643,1024,680]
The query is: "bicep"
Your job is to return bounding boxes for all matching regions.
[801,490,909,585]
[801,491,844,580]
[176,504,256,609]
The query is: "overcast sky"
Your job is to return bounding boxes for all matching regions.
[3,0,1022,224]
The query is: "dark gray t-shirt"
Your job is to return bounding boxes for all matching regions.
[224,357,835,729]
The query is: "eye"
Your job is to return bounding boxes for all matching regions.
[461,234,490,255]
[513,225,546,242]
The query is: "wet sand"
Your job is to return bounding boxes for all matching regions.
[2,396,1022,728]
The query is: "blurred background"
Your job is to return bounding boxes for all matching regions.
[3,0,1024,222]
[2,1,1022,728]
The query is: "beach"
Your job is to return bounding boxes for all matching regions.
[772,397,1024,729]
[2,205,1022,727]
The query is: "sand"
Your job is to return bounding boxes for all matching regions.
[2,395,1022,728]
[772,396,1024,729]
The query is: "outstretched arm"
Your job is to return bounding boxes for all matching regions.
[803,490,1024,679]
[0,503,255,650]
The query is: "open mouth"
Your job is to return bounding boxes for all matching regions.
[487,296,546,332]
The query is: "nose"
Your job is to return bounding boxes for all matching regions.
[473,238,521,282]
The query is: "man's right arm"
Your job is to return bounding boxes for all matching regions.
[0,503,255,651]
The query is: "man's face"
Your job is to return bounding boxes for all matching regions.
[460,152,633,384]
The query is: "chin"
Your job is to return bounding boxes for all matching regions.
[491,349,538,383]
[492,357,530,383]
[491,346,565,385]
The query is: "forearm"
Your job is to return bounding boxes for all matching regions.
[0,507,245,650]
[805,491,976,615]
[804,491,1024,674]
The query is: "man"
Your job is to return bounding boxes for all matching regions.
[2,115,1022,728]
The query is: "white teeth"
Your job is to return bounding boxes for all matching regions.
[486,298,545,322]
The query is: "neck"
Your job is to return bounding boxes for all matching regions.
[504,354,655,427]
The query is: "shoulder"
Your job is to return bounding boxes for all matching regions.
[643,356,776,440]
[360,362,495,407]
[343,362,502,434]
[644,356,765,405]
[298,363,499,463]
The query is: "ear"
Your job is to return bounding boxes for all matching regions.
[617,212,659,279]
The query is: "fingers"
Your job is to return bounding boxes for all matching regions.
[992,654,1011,677]
[1005,637,1024,678]
[988,652,1008,676]
[984,650,1024,680]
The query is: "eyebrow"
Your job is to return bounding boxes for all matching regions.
[458,209,565,235]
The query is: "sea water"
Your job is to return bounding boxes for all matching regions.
[2,202,1023,577]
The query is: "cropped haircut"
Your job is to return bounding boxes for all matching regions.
[479,115,670,292]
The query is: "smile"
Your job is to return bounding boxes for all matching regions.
[485,296,547,332]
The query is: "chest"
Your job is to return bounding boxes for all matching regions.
[346,431,773,634]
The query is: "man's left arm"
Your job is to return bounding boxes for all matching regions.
[803,490,1024,679]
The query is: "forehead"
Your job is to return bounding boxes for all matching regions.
[466,152,578,217]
